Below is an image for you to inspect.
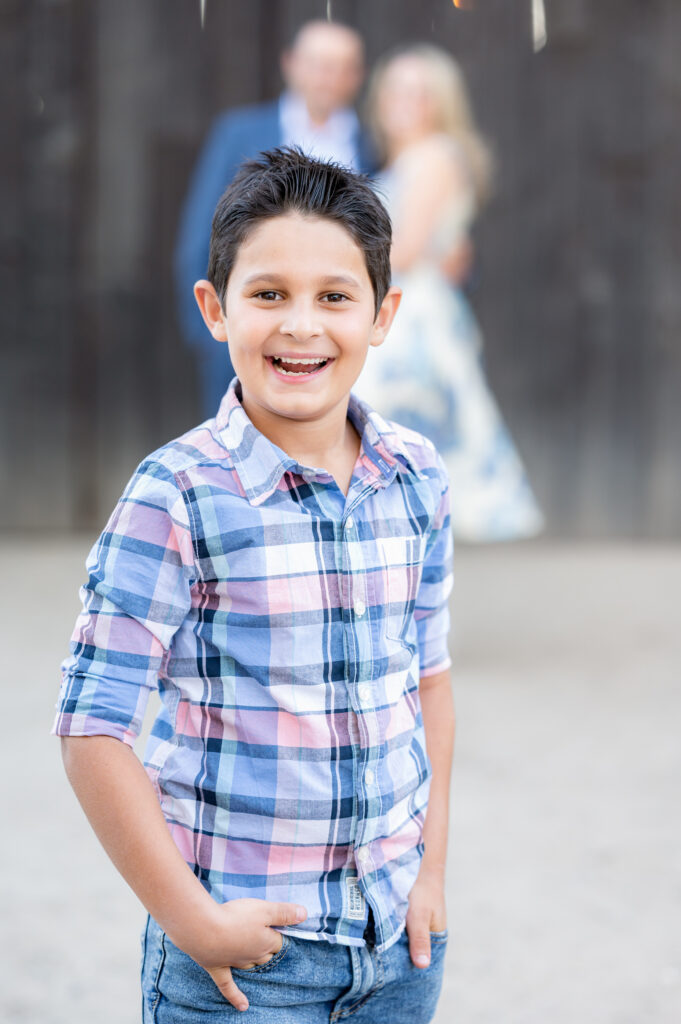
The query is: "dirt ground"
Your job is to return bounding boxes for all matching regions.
[2,537,679,1023]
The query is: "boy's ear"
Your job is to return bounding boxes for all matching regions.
[369,286,402,348]
[194,280,229,343]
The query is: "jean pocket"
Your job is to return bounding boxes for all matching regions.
[141,918,168,1022]
[231,933,291,975]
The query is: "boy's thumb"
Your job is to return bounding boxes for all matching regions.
[268,902,307,928]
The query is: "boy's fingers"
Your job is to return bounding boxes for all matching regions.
[407,917,432,969]
[266,902,307,928]
[207,966,249,1012]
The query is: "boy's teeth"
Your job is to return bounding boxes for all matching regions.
[272,356,329,375]
[274,357,327,364]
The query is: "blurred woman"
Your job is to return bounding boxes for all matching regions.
[357,45,543,541]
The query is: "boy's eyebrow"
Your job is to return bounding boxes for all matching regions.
[242,273,362,288]
[318,274,362,288]
[242,273,286,285]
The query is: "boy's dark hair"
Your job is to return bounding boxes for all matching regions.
[207,147,392,316]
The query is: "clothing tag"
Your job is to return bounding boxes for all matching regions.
[345,875,366,920]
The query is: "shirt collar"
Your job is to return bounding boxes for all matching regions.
[347,393,425,486]
[278,91,359,144]
[215,379,424,506]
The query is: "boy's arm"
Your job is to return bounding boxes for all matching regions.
[61,735,306,1013]
[406,667,455,969]
[55,466,307,1011]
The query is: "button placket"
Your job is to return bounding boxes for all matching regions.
[340,488,382,890]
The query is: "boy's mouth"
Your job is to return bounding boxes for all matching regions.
[268,355,332,377]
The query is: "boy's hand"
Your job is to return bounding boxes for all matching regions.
[195,898,307,1012]
[406,866,447,970]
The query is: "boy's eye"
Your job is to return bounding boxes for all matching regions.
[253,290,282,301]
[321,292,348,304]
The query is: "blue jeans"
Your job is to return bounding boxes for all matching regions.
[141,916,447,1023]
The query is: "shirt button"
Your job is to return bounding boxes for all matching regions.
[346,515,354,530]
[354,598,366,618]
[357,847,370,864]
[358,684,371,705]
[365,768,375,786]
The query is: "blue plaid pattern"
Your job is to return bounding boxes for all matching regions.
[54,380,453,951]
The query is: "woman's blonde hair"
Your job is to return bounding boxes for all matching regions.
[367,44,493,204]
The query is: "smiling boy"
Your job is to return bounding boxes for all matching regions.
[54,149,455,1023]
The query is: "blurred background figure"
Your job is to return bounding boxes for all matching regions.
[175,19,373,418]
[357,45,543,542]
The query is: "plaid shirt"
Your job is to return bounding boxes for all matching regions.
[54,381,453,952]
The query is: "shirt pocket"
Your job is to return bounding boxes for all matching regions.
[375,533,426,644]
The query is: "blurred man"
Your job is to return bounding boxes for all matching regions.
[175,20,373,416]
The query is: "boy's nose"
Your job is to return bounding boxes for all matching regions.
[279,303,323,341]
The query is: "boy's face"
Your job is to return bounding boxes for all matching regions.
[197,213,399,437]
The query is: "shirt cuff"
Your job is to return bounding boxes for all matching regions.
[419,655,452,679]
[51,713,137,748]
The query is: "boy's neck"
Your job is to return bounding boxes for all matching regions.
[241,397,361,495]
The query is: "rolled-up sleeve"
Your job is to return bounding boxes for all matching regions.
[53,461,195,745]
[415,460,454,678]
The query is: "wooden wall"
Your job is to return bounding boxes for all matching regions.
[2,0,680,536]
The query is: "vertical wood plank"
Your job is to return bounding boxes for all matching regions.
[2,0,680,537]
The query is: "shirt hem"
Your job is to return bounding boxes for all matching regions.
[278,928,366,948]
[375,919,407,953]
[277,917,407,952]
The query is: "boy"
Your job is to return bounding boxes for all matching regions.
[54,148,455,1023]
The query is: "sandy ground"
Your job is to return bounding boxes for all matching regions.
[1,537,679,1023]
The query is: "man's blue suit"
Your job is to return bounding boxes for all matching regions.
[174,99,375,417]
